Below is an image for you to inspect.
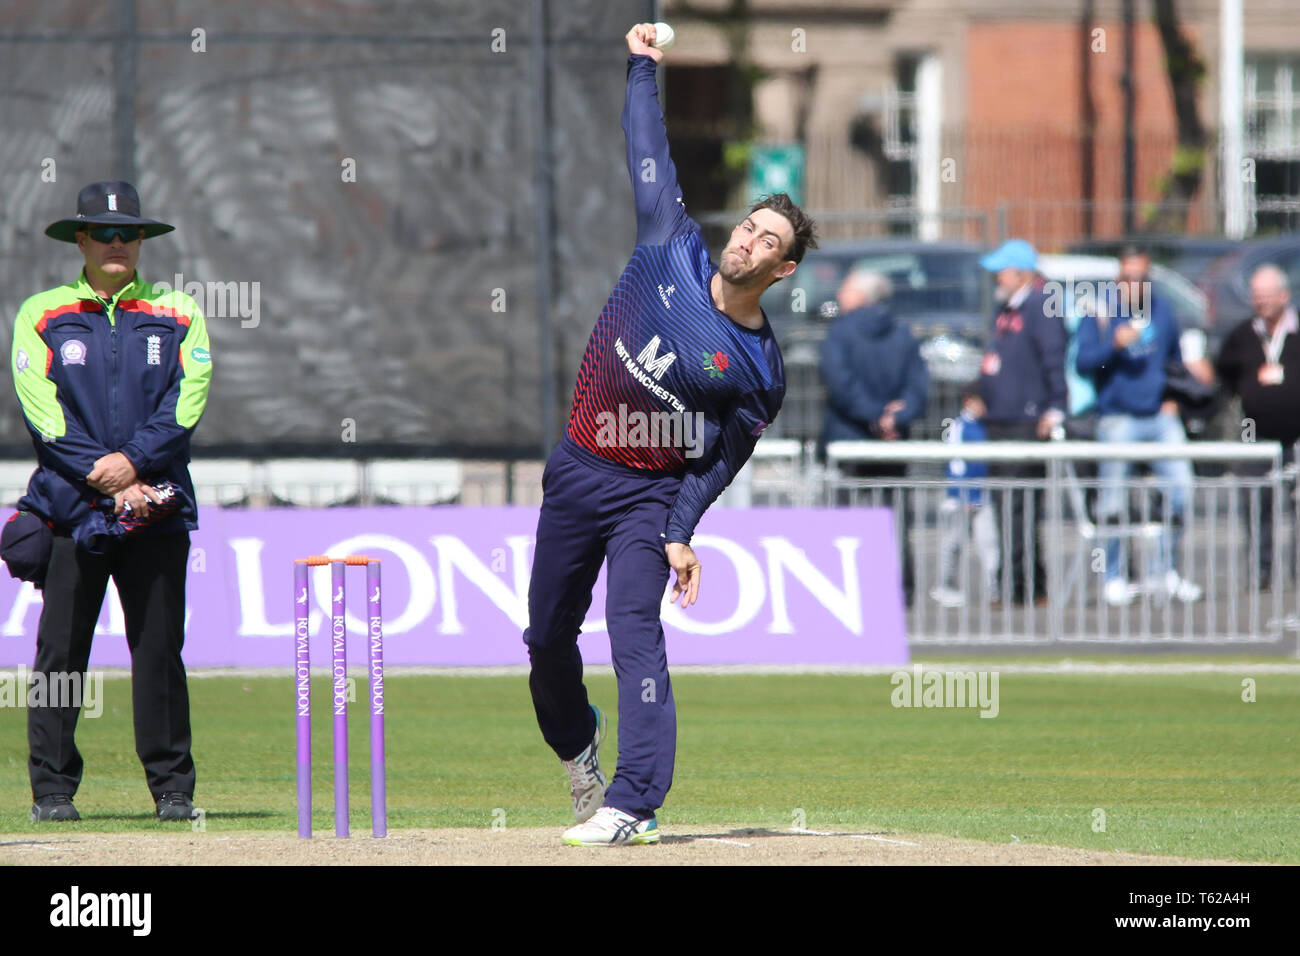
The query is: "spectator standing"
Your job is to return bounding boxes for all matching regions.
[1214,263,1300,588]
[820,269,928,606]
[977,240,1067,606]
[931,389,998,608]
[1075,247,1202,605]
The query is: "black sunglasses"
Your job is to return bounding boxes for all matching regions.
[84,225,144,244]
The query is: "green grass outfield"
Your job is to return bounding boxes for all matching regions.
[1,664,1297,862]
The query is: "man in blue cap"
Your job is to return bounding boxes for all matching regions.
[977,239,1067,606]
[10,181,212,823]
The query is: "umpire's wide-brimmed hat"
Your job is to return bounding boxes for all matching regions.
[44,180,174,243]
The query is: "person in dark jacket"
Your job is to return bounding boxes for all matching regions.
[1215,263,1300,588]
[820,269,928,606]
[9,182,211,823]
[1075,247,1201,605]
[977,239,1067,606]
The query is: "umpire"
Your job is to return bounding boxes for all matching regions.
[10,181,212,821]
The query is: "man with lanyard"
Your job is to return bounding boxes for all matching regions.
[1215,263,1300,589]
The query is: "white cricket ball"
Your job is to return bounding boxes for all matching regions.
[652,21,675,50]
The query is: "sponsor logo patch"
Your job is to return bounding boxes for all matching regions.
[60,340,87,366]
[191,346,211,364]
[15,349,28,373]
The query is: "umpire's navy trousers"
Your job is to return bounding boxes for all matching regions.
[524,436,680,819]
[30,531,195,801]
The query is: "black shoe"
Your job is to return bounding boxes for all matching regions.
[156,792,197,821]
[31,793,80,822]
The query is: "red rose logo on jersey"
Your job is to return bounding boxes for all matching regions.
[702,350,729,379]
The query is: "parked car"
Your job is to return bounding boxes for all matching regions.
[1067,236,1240,285]
[1197,233,1300,334]
[759,240,989,441]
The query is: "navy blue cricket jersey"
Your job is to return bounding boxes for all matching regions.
[566,54,786,545]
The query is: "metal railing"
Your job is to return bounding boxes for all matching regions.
[824,440,1295,646]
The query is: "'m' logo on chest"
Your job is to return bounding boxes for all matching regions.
[146,335,162,366]
[636,335,677,380]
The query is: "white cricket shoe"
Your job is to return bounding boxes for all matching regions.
[562,806,660,846]
[930,586,966,608]
[1165,571,1203,603]
[561,704,606,823]
[1104,578,1137,606]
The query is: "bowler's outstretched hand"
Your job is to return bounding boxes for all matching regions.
[626,22,665,63]
[665,542,700,608]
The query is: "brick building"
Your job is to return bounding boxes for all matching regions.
[661,0,1300,249]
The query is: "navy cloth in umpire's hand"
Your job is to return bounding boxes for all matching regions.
[73,479,190,555]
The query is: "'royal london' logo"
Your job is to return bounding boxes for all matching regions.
[702,350,729,379]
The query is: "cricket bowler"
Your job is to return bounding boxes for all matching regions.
[524,23,817,846]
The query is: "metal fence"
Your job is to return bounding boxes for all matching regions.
[817,440,1297,647]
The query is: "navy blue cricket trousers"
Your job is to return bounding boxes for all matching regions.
[524,436,681,819]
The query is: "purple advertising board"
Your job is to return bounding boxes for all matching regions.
[0,507,909,669]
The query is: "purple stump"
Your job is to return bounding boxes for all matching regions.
[332,560,349,838]
[368,560,387,838]
[295,561,312,839]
